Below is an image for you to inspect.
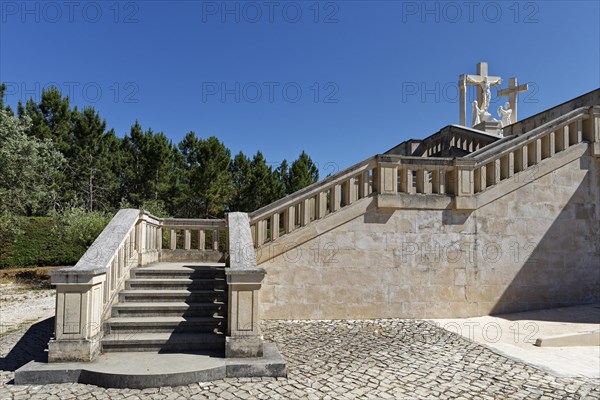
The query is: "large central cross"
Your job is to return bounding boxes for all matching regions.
[497,77,529,123]
[459,62,502,126]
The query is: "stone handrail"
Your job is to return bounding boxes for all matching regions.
[467,106,599,195]
[249,105,599,248]
[248,156,378,247]
[385,124,500,157]
[376,106,599,208]
[49,209,146,361]
[48,209,227,361]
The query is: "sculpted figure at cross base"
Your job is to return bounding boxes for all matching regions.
[472,99,494,127]
[472,101,481,126]
[498,102,513,127]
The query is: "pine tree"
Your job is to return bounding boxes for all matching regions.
[288,151,319,193]
[229,151,252,211]
[177,133,232,218]
[68,107,118,211]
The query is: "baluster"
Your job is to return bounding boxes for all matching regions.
[555,126,569,152]
[432,168,446,194]
[111,256,117,292]
[184,229,191,250]
[199,229,205,250]
[569,119,582,145]
[528,139,541,166]
[270,213,280,241]
[358,170,370,199]
[342,178,355,206]
[256,220,266,245]
[486,161,498,187]
[284,206,295,233]
[316,192,327,219]
[170,229,177,250]
[514,146,527,173]
[416,169,425,194]
[213,229,219,251]
[301,199,310,226]
[398,167,413,194]
[330,185,341,212]
[156,227,162,250]
[474,166,486,193]
[541,132,555,159]
[500,153,514,180]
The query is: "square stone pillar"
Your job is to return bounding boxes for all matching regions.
[48,273,106,362]
[589,107,600,157]
[377,160,398,194]
[225,268,266,358]
[226,212,267,358]
[453,159,477,210]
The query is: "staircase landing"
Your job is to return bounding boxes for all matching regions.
[15,343,286,388]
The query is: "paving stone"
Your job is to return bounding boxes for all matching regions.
[1,319,599,398]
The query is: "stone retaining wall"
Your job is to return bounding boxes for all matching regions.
[259,150,600,319]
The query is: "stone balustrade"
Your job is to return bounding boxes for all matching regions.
[249,105,599,248]
[469,106,599,193]
[48,210,227,362]
[249,156,378,247]
[159,218,227,262]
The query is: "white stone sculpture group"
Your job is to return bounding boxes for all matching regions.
[471,77,512,128]
[460,62,529,130]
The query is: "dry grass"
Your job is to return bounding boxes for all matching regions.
[0,266,62,289]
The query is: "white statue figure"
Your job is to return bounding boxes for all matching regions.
[498,102,513,127]
[479,76,492,113]
[472,100,481,127]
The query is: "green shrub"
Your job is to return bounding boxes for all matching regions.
[0,209,110,268]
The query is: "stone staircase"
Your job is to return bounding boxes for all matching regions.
[101,263,227,354]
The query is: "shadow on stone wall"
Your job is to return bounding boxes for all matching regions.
[490,156,600,317]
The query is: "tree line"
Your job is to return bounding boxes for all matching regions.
[0,84,319,220]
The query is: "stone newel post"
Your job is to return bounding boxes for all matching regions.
[48,272,105,362]
[225,212,266,358]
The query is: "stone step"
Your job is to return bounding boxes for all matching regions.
[106,316,226,334]
[111,302,227,318]
[118,289,226,303]
[126,278,226,290]
[131,267,226,280]
[101,332,225,353]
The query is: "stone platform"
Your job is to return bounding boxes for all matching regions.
[432,303,600,378]
[14,343,286,389]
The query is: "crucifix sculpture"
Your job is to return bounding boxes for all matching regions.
[459,62,502,126]
[497,77,529,123]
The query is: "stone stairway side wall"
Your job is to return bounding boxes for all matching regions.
[259,150,600,319]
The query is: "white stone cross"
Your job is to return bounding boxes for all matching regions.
[459,62,502,126]
[497,77,529,123]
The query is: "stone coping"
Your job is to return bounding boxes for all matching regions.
[14,343,286,389]
[227,212,258,270]
[50,209,141,276]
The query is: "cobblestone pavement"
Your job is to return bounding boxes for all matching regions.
[0,318,598,399]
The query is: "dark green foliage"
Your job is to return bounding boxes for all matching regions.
[287,151,319,193]
[0,215,108,267]
[177,133,232,218]
[1,82,323,266]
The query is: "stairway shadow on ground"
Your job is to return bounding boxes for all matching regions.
[0,317,53,373]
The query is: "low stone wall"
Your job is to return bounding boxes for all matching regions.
[259,150,600,319]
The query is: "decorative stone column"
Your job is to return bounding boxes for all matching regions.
[225,212,266,358]
[48,272,105,362]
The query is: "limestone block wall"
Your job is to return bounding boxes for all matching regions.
[259,153,600,319]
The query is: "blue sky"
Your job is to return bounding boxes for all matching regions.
[1,0,599,175]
